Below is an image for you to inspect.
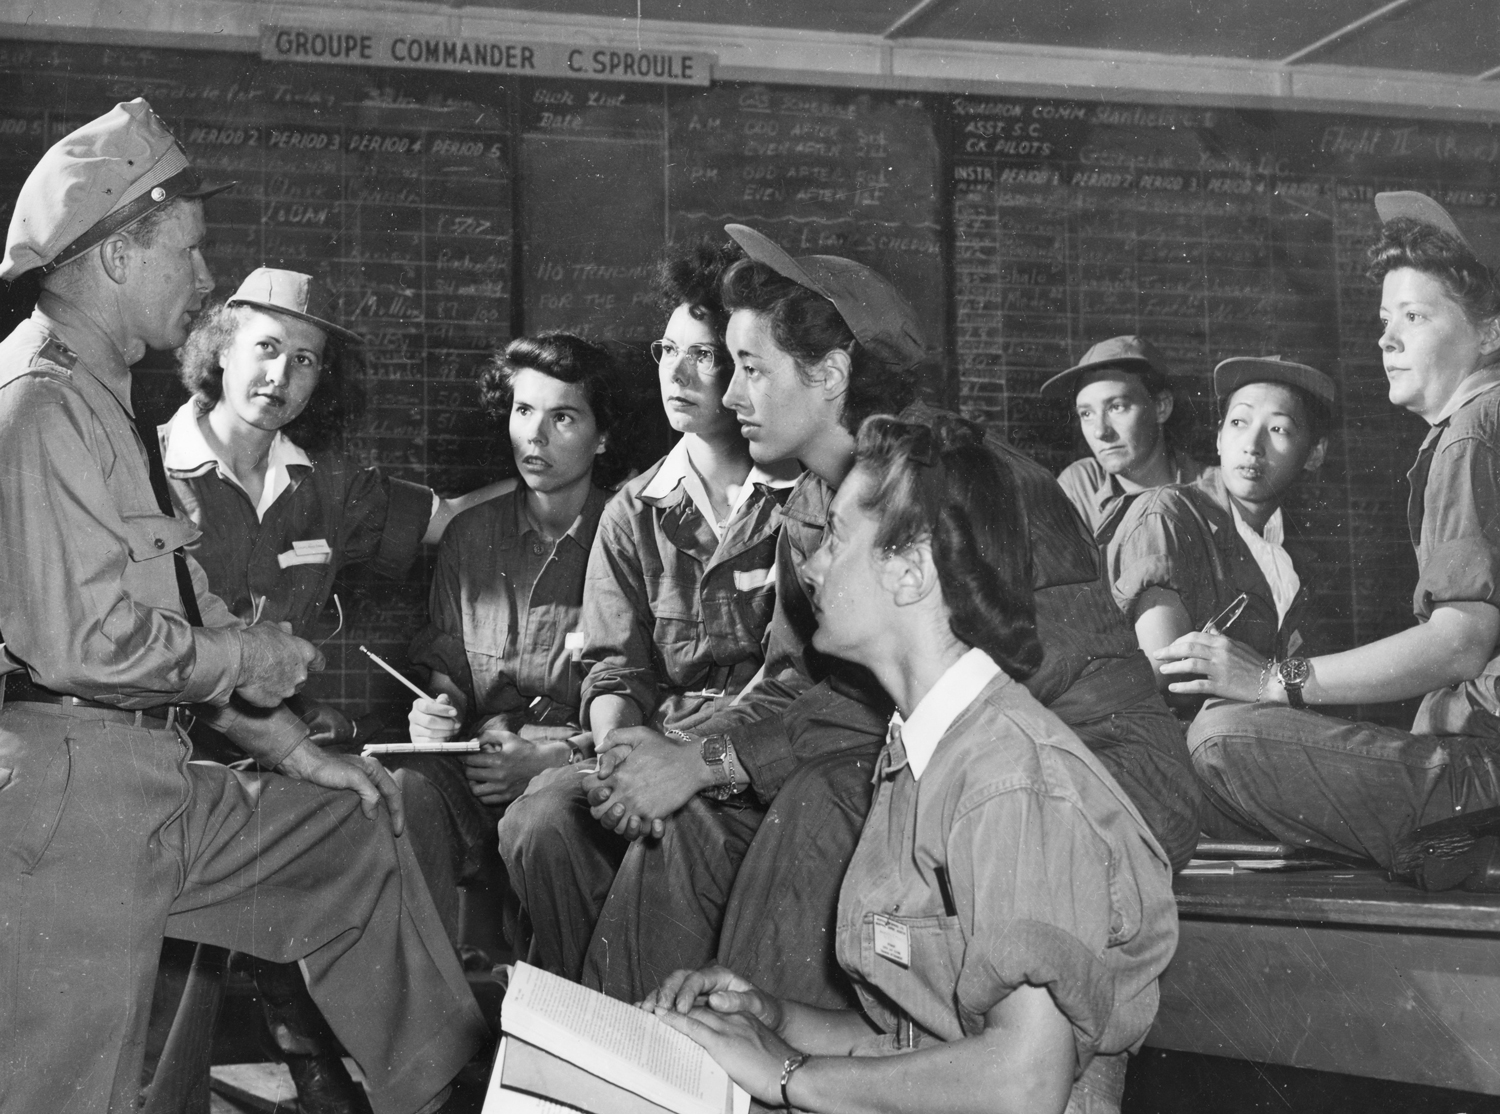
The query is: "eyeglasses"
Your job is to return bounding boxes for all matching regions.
[650,339,722,374]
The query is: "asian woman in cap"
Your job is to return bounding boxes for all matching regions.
[644,415,1177,1114]
[1044,335,1208,549]
[163,267,514,1113]
[496,241,798,985]
[1174,192,1500,879]
[568,225,1197,1011]
[1113,356,1332,705]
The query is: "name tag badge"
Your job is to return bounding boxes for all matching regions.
[732,566,773,592]
[277,538,333,569]
[565,630,586,661]
[872,914,911,968]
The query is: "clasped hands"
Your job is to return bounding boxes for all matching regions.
[582,727,711,841]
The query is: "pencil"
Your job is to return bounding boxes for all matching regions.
[361,741,482,756]
[359,645,432,702]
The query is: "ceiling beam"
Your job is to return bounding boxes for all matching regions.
[1280,0,1427,66]
[883,0,957,40]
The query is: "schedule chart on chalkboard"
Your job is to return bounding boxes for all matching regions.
[949,94,1500,675]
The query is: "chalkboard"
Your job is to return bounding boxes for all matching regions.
[949,94,1500,674]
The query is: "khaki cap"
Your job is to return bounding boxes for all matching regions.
[1040,335,1172,399]
[1,98,233,280]
[724,223,927,371]
[1213,354,1336,409]
[1375,190,1500,272]
[226,268,360,343]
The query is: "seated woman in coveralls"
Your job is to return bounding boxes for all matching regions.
[162,267,513,1112]
[1110,356,1334,704]
[1166,192,1500,879]
[646,415,1177,1114]
[400,332,629,944]
[497,242,800,982]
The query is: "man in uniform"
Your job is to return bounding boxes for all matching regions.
[0,100,485,1114]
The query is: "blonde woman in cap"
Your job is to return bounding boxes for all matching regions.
[163,266,510,1113]
[1043,335,1208,549]
[0,101,483,1114]
[166,267,511,748]
[1174,192,1500,880]
[1113,356,1333,705]
[567,224,1198,1011]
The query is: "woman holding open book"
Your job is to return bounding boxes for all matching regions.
[645,415,1178,1114]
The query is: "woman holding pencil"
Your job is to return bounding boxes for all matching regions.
[399,332,631,943]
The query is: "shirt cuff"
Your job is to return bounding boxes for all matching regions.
[727,714,798,802]
[182,626,245,706]
[367,479,436,578]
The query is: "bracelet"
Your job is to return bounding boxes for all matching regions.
[779,1051,811,1109]
[1256,658,1275,702]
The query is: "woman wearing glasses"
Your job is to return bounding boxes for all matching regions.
[497,241,799,981]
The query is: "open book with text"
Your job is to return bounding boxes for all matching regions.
[483,961,751,1114]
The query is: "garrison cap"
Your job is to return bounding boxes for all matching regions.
[1375,190,1500,273]
[725,223,928,371]
[226,268,360,343]
[1213,354,1337,411]
[1040,334,1173,399]
[1,98,233,280]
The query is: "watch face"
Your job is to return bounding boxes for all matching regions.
[1278,657,1311,686]
[701,734,729,764]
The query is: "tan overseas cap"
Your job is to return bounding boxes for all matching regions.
[1,98,233,280]
[226,268,360,343]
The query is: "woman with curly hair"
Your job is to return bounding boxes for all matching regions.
[163,267,512,747]
[645,415,1177,1114]
[1174,192,1500,880]
[496,240,800,983]
[400,331,630,940]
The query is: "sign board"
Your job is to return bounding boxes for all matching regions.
[260,26,714,85]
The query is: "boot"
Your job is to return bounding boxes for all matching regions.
[251,956,373,1114]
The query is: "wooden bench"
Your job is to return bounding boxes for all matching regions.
[1147,868,1500,1095]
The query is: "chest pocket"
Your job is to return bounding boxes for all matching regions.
[120,512,197,564]
[855,909,969,1041]
[462,577,518,660]
[645,572,702,669]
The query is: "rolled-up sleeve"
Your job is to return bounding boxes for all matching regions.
[1110,497,1211,623]
[339,470,434,580]
[949,786,1123,1069]
[0,374,242,706]
[1414,435,1500,617]
[580,497,660,720]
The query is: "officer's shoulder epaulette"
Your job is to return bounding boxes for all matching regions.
[35,337,78,371]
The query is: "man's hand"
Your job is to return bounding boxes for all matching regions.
[237,622,324,708]
[464,719,572,807]
[409,693,461,742]
[1154,632,1269,703]
[277,739,405,835]
[584,728,710,839]
[299,699,355,747]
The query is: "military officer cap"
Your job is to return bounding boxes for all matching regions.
[1,98,232,280]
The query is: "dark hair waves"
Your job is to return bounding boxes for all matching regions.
[721,258,917,434]
[177,301,367,453]
[1367,216,1500,325]
[854,413,1042,682]
[654,238,743,340]
[478,330,633,489]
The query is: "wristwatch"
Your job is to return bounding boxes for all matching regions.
[699,732,736,800]
[1276,656,1311,709]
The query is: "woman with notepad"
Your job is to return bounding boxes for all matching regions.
[399,332,630,937]
[646,416,1177,1114]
